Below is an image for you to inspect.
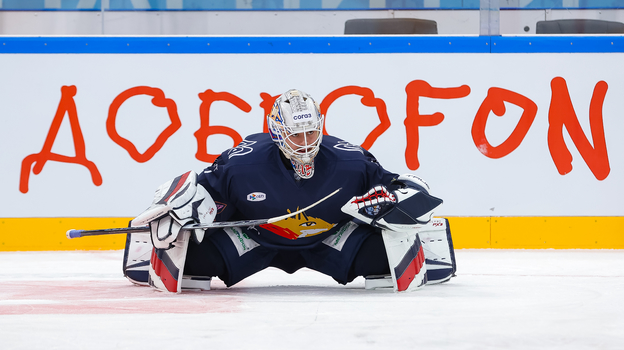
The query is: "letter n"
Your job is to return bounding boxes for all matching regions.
[548,77,610,180]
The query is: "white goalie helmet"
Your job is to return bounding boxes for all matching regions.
[267,89,324,179]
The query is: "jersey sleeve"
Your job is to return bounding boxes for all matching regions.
[195,133,271,223]
[196,154,238,222]
[361,148,399,189]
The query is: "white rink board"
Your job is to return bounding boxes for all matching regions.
[1,52,623,217]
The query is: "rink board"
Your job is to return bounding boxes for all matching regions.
[1,36,623,250]
[1,216,622,251]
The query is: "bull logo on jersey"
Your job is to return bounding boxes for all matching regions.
[228,140,257,159]
[260,209,336,240]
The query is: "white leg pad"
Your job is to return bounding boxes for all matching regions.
[148,231,191,293]
[123,231,212,291]
[419,218,457,284]
[122,232,152,286]
[381,229,427,292]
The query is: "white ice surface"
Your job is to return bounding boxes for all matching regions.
[1,249,623,350]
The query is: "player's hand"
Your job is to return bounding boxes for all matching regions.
[342,175,443,232]
[341,185,397,226]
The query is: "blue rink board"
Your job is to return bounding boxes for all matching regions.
[0,36,623,54]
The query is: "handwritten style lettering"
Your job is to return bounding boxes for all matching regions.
[548,77,610,180]
[320,86,391,150]
[404,80,471,170]
[19,78,613,193]
[472,87,538,159]
[195,89,250,163]
[20,86,102,193]
[107,86,181,163]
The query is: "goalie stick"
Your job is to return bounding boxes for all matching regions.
[66,187,341,239]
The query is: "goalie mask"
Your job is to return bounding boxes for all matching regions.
[267,89,324,179]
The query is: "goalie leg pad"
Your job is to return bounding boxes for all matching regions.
[381,229,427,292]
[122,232,152,286]
[420,217,457,284]
[149,231,191,293]
[124,230,211,291]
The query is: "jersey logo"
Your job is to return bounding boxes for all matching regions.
[334,140,363,154]
[215,201,227,214]
[260,209,336,240]
[247,192,266,202]
[228,140,257,159]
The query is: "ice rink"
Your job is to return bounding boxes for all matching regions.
[1,249,623,350]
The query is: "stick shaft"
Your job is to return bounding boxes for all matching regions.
[66,187,341,239]
[66,218,266,238]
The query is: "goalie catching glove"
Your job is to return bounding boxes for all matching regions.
[131,171,217,250]
[341,174,443,232]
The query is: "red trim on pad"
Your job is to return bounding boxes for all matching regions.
[162,171,190,203]
[151,248,179,292]
[396,245,425,292]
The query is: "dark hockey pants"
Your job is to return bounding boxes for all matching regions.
[184,225,390,287]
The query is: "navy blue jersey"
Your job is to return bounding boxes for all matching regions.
[197,133,397,249]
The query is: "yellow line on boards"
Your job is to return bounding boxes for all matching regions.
[0,217,622,251]
[447,216,624,249]
[0,217,133,251]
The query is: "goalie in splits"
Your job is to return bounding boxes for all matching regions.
[123,89,456,293]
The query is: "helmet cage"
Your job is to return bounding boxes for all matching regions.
[267,89,324,179]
